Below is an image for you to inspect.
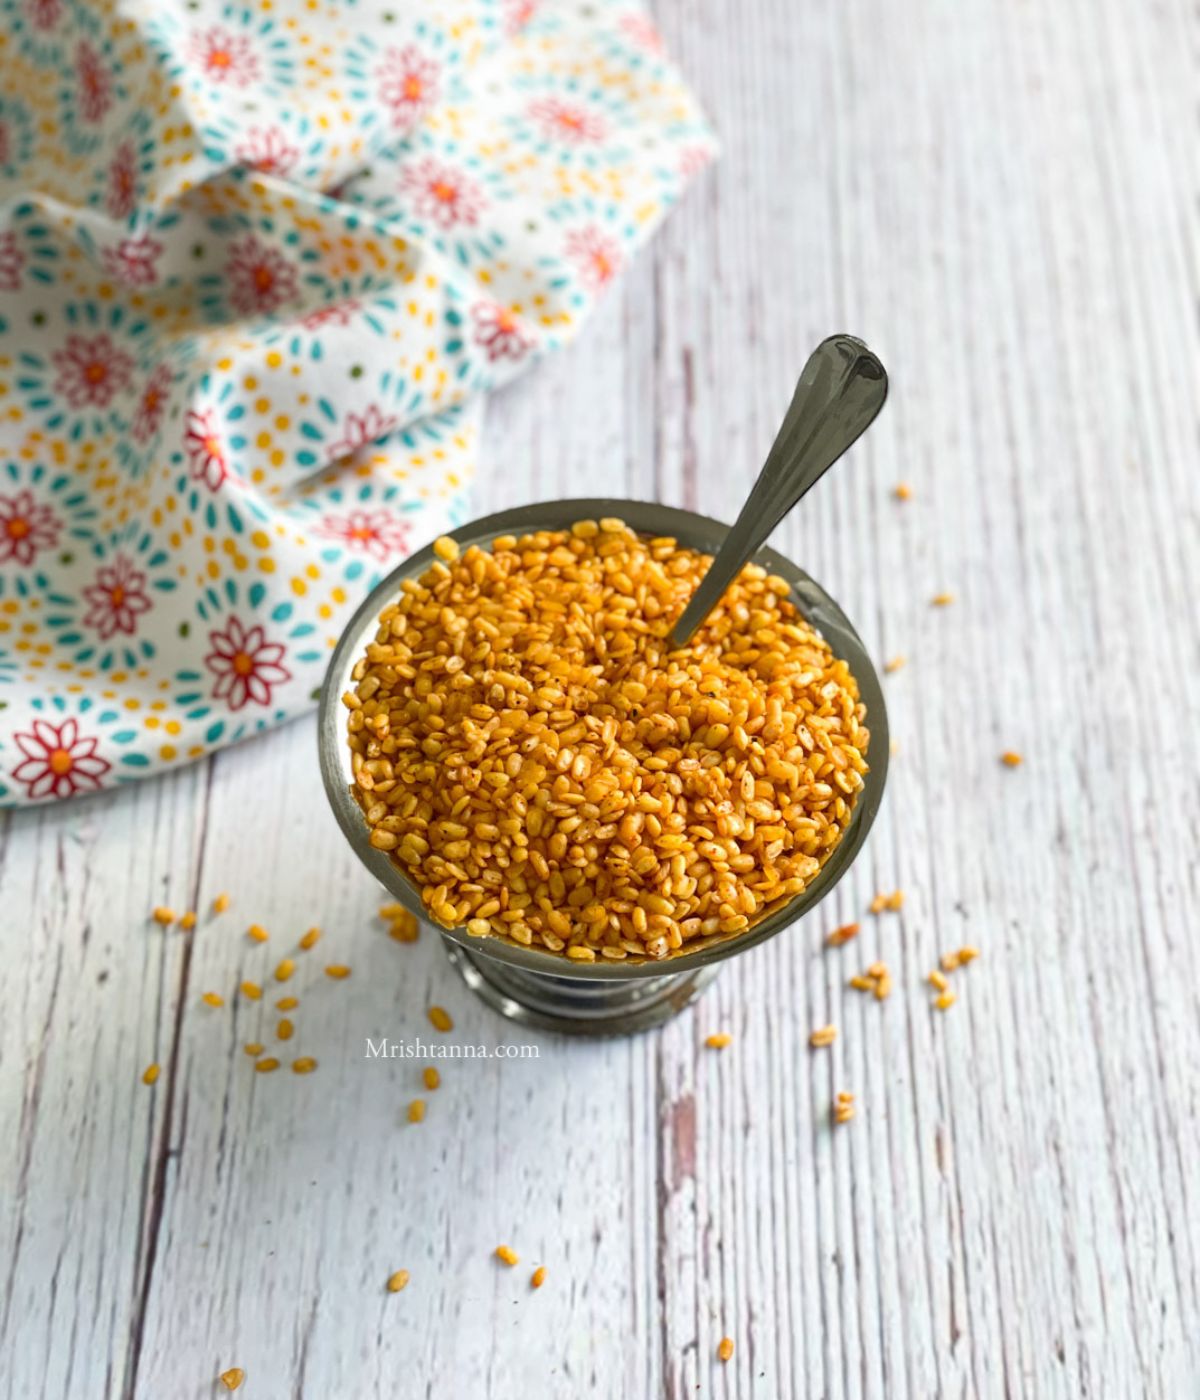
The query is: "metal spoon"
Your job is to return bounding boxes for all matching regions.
[670,334,888,648]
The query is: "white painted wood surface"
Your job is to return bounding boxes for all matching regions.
[2,0,1198,1395]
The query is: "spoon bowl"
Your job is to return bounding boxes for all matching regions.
[318,497,888,1033]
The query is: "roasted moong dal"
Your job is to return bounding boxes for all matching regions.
[343,518,869,961]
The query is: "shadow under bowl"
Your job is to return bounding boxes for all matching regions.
[318,498,888,1034]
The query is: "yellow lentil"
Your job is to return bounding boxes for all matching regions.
[178,911,197,931]
[277,1018,294,1041]
[428,1006,453,1033]
[240,980,262,1000]
[894,482,912,501]
[277,995,299,1011]
[833,1090,855,1124]
[274,957,295,982]
[531,1265,547,1289]
[212,893,231,914]
[705,1032,732,1049]
[219,1368,245,1392]
[884,889,904,911]
[718,1337,735,1362]
[931,592,955,607]
[928,969,949,992]
[254,1057,281,1073]
[935,991,956,1011]
[292,1057,318,1074]
[883,656,906,674]
[495,1245,519,1267]
[826,921,859,947]
[324,964,351,979]
[387,1269,410,1293]
[152,906,175,926]
[247,923,269,943]
[142,1063,159,1085]
[345,520,869,961]
[958,946,980,964]
[809,1025,837,1048]
[244,1042,264,1056]
[407,1099,425,1123]
[201,991,224,1008]
[422,1066,440,1091]
[299,925,321,950]
[1001,751,1023,767]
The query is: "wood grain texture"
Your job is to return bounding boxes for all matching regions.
[2,0,1198,1395]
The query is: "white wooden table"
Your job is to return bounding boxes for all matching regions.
[3,2,1197,1395]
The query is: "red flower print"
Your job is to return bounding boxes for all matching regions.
[51,333,135,410]
[502,0,538,37]
[106,141,138,219]
[565,225,622,292]
[325,404,398,463]
[27,0,64,30]
[81,553,152,640]
[377,45,440,131]
[11,718,111,801]
[528,97,607,145]
[317,509,412,563]
[76,40,113,124]
[471,301,532,363]
[0,231,24,292]
[618,13,664,51]
[205,617,291,711]
[225,233,299,317]
[101,233,162,287]
[399,156,484,231]
[301,297,362,330]
[678,144,713,177]
[235,125,299,176]
[132,364,172,442]
[188,25,260,87]
[0,489,59,566]
[184,408,227,491]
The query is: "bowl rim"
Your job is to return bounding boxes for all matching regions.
[317,498,888,980]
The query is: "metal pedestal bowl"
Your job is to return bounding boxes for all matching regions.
[318,499,888,1035]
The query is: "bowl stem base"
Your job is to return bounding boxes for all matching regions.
[442,941,720,1036]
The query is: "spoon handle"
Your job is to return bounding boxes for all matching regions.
[670,334,888,648]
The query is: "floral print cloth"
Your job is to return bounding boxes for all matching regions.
[0,0,714,805]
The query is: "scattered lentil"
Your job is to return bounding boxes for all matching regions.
[324,964,352,979]
[885,889,904,911]
[495,1245,519,1267]
[212,893,231,914]
[705,1032,732,1049]
[240,980,262,1000]
[201,991,225,1008]
[940,950,961,972]
[931,593,955,607]
[428,1006,453,1033]
[833,1091,855,1125]
[244,1042,264,1056]
[178,911,197,931]
[407,1099,426,1123]
[152,906,175,926]
[247,923,269,943]
[292,1057,318,1074]
[894,482,912,501]
[387,1269,411,1293]
[883,656,906,674]
[345,519,869,961]
[274,957,295,982]
[928,969,949,992]
[277,1018,294,1041]
[809,1025,837,1048]
[958,946,980,964]
[531,1265,547,1289]
[218,1368,245,1392]
[254,1057,281,1073]
[935,991,956,1011]
[299,926,321,950]
[422,1066,440,1091]
[1000,751,1023,767]
[718,1337,735,1363]
[826,921,859,947]
[142,1063,159,1085]
[277,996,299,1011]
